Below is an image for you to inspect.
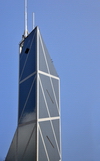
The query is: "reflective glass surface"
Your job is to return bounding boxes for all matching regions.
[20,29,37,81]
[39,74,59,117]
[52,119,60,150]
[5,129,17,160]
[39,82,49,118]
[39,121,60,161]
[39,132,48,161]
[17,123,36,161]
[51,78,59,108]
[39,37,48,73]
[39,34,58,76]
[19,75,36,124]
[23,130,36,161]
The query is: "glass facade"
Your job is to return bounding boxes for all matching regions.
[5,27,61,161]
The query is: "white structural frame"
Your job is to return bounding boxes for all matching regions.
[36,28,62,161]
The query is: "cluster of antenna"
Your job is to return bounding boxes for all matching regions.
[24,0,35,38]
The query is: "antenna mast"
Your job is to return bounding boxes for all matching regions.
[24,0,28,37]
[33,12,35,29]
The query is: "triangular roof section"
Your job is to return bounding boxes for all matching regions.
[38,27,58,77]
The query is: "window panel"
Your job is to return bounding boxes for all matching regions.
[17,123,36,161]
[39,121,60,161]
[39,37,48,73]
[39,132,48,161]
[19,75,36,124]
[39,82,49,118]
[40,74,59,117]
[20,30,37,81]
[39,35,58,77]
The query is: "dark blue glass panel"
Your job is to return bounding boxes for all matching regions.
[40,74,59,117]
[20,30,36,74]
[20,29,37,81]
[18,75,36,124]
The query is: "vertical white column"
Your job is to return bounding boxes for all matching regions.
[59,79,62,160]
[36,27,39,161]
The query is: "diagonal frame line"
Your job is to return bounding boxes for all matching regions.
[21,124,36,160]
[51,77,60,112]
[39,34,60,115]
[20,72,36,84]
[39,33,50,74]
[50,120,61,158]
[38,30,61,158]
[20,30,36,81]
[39,76,50,118]
[19,75,36,123]
[39,76,61,157]
[46,89,54,104]
[50,77,60,114]
[39,124,50,161]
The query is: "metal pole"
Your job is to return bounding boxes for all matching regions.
[33,12,35,29]
[24,0,28,37]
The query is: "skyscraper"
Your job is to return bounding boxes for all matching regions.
[5,2,61,161]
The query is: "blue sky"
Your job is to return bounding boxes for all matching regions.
[0,0,100,161]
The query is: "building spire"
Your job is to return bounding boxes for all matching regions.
[24,0,28,37]
[33,12,35,29]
